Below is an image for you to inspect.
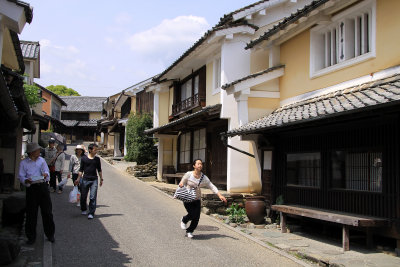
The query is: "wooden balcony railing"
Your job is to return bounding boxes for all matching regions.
[172,94,200,115]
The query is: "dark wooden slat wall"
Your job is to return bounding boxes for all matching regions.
[272,115,399,219]
[136,90,154,115]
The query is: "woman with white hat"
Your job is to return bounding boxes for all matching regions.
[69,145,85,205]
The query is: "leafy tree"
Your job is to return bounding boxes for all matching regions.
[46,85,80,96]
[23,84,42,107]
[125,113,155,164]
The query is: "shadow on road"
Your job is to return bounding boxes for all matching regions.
[51,185,133,266]
[95,213,123,218]
[194,233,239,240]
[196,225,219,231]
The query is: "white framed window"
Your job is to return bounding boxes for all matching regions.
[179,132,191,164]
[310,0,376,78]
[213,57,221,94]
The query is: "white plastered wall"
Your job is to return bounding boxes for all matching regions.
[220,36,260,193]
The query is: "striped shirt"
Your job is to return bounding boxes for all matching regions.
[180,171,219,200]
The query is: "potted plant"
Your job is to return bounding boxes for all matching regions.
[245,195,266,225]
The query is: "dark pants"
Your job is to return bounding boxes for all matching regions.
[80,179,98,215]
[25,183,55,242]
[183,200,201,233]
[49,171,61,190]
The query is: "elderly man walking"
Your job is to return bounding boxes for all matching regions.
[19,143,55,245]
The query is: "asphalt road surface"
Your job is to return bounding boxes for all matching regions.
[50,157,302,267]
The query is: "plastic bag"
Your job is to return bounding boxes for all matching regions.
[58,178,68,188]
[69,186,80,203]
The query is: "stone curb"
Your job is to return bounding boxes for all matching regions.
[101,157,313,267]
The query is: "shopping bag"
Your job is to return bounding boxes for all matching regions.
[69,186,79,203]
[58,178,68,188]
[174,186,197,202]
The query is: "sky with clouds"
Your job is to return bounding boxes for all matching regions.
[20,0,257,97]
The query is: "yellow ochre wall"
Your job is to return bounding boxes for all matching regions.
[159,91,170,126]
[248,98,280,122]
[250,49,269,74]
[89,112,101,120]
[206,61,221,106]
[279,0,400,101]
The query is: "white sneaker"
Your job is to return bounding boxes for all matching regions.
[76,202,80,207]
[186,232,193,238]
[88,214,94,219]
[81,210,87,215]
[180,218,187,230]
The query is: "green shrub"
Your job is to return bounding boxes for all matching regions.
[23,84,42,107]
[226,203,246,224]
[125,113,155,164]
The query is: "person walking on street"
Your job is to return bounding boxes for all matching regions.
[178,159,227,238]
[19,143,55,245]
[74,143,103,219]
[50,143,65,193]
[44,138,57,192]
[68,145,84,206]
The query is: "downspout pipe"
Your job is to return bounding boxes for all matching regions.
[220,134,255,158]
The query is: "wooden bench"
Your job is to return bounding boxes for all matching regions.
[162,173,185,184]
[272,204,388,252]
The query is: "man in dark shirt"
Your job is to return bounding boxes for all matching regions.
[74,143,103,219]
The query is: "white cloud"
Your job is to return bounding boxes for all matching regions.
[39,39,79,54]
[104,37,115,44]
[109,65,116,71]
[40,39,51,48]
[40,60,53,74]
[126,15,209,63]
[115,13,132,24]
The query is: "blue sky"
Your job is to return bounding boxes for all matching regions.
[20,0,257,96]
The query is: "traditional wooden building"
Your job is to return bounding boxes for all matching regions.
[0,0,34,191]
[100,78,154,156]
[60,96,106,143]
[145,0,311,190]
[223,0,400,252]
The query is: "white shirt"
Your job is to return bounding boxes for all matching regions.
[54,152,65,172]
[19,156,49,185]
[180,171,219,200]
[69,154,81,174]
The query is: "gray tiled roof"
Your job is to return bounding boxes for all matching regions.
[20,41,40,59]
[145,104,222,134]
[61,96,106,112]
[61,119,98,127]
[246,0,329,49]
[61,120,79,127]
[225,74,400,137]
[221,65,284,89]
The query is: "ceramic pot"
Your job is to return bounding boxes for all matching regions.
[245,196,266,225]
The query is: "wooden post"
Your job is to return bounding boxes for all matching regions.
[343,225,349,251]
[280,212,287,233]
[395,240,400,257]
[366,228,373,249]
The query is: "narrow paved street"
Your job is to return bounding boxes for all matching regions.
[48,156,302,267]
